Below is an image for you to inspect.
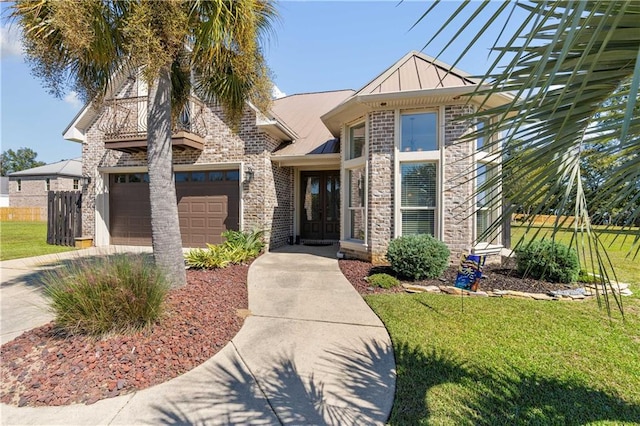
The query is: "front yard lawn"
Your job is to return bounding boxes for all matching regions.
[367,293,640,425]
[0,221,77,261]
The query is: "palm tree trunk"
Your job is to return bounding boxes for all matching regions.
[147,66,187,288]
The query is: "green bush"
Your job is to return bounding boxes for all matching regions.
[386,234,450,280]
[515,240,580,283]
[43,255,169,336]
[185,229,265,269]
[366,273,400,289]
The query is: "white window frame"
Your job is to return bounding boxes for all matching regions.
[394,108,441,238]
[474,116,502,245]
[342,119,368,247]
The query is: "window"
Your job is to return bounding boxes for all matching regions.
[347,167,366,241]
[73,179,79,190]
[401,112,437,152]
[175,172,190,182]
[45,178,50,191]
[191,172,206,182]
[400,163,436,235]
[344,121,367,243]
[226,170,240,181]
[348,123,365,160]
[209,171,224,181]
[476,163,498,240]
[17,179,21,192]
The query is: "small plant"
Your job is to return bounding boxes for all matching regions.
[366,273,400,289]
[386,234,450,280]
[515,240,580,283]
[43,255,169,336]
[222,229,265,259]
[185,229,265,269]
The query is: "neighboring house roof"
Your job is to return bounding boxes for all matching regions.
[0,176,9,195]
[271,90,355,157]
[322,51,513,136]
[355,50,477,95]
[8,158,82,178]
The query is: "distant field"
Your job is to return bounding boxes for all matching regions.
[511,225,639,285]
[0,221,76,261]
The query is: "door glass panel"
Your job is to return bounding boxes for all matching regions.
[192,172,206,182]
[303,177,321,221]
[226,170,240,181]
[325,175,340,222]
[209,171,224,181]
[175,172,190,182]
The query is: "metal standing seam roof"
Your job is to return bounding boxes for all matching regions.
[8,158,82,178]
[355,50,478,95]
[271,90,355,156]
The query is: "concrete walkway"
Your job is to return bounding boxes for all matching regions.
[1,245,395,425]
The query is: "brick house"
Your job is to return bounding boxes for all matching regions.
[64,51,509,263]
[8,158,82,219]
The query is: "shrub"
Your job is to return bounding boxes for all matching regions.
[386,234,450,280]
[43,255,169,336]
[185,229,265,269]
[515,240,580,283]
[222,229,265,259]
[366,273,400,289]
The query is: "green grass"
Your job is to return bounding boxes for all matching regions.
[0,221,77,261]
[511,225,639,286]
[366,293,640,425]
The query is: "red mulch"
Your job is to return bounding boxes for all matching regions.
[339,259,579,296]
[0,264,249,407]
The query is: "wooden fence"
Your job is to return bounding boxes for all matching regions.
[0,207,46,222]
[512,214,581,227]
[47,191,82,246]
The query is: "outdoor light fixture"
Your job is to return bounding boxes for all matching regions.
[245,167,254,183]
[81,176,92,187]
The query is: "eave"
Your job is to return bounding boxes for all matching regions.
[270,153,340,167]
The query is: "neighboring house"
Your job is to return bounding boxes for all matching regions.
[8,158,83,212]
[63,51,510,263]
[0,177,9,207]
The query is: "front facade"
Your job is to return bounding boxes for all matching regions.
[8,158,82,214]
[65,51,508,263]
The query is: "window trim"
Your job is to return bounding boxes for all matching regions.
[342,119,368,246]
[394,108,442,238]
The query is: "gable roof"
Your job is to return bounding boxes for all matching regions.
[355,50,477,95]
[8,158,82,178]
[322,51,512,136]
[271,90,355,157]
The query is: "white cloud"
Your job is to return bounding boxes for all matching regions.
[0,24,23,58]
[64,91,82,109]
[272,85,286,99]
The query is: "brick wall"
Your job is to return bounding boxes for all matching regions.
[8,176,78,210]
[368,110,395,264]
[443,105,476,259]
[82,101,291,250]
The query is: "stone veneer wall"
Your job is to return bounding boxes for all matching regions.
[443,105,476,259]
[367,110,395,265]
[82,101,292,250]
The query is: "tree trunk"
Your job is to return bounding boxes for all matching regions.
[147,67,187,288]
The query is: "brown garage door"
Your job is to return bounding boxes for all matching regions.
[110,170,239,247]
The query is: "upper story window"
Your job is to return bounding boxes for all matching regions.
[348,123,365,160]
[45,178,50,191]
[401,112,437,152]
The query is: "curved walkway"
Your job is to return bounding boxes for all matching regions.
[1,245,395,425]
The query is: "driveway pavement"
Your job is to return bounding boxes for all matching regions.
[0,245,395,425]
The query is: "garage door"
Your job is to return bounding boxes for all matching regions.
[109,170,240,247]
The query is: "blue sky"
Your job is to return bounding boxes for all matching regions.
[1,1,518,165]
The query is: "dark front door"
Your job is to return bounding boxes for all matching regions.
[301,171,340,241]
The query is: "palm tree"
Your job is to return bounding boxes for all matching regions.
[418,1,639,311]
[12,0,276,287]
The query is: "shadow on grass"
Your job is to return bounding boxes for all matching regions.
[391,342,640,425]
[149,337,395,425]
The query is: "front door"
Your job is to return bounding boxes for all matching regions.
[301,171,340,241]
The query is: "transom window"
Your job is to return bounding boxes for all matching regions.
[400,162,436,235]
[348,123,365,160]
[401,112,437,152]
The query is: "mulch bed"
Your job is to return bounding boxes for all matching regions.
[0,264,249,407]
[339,259,579,296]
